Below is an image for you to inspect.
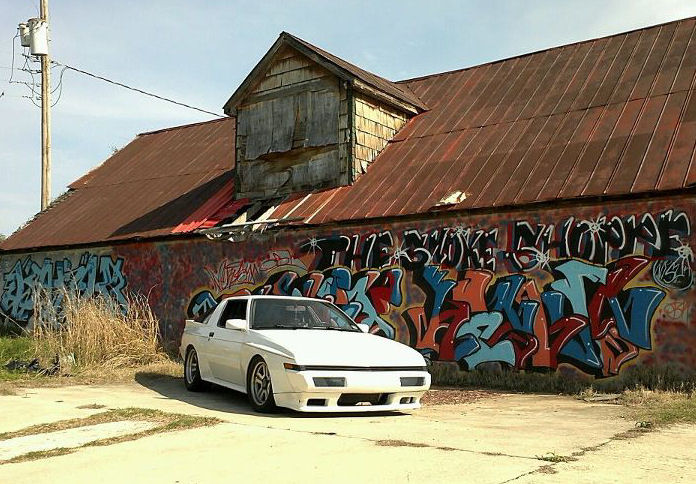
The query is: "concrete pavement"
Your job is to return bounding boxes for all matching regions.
[0,375,693,483]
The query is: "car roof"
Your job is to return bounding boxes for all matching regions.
[220,295,324,303]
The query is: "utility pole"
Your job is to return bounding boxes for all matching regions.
[40,0,51,210]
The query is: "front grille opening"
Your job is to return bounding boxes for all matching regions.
[400,397,416,404]
[400,377,425,387]
[307,398,327,406]
[337,393,389,406]
[313,377,346,387]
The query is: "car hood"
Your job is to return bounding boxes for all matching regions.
[252,330,426,367]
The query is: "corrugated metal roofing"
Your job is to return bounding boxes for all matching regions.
[3,18,696,251]
[1,118,235,250]
[268,17,696,224]
[282,32,428,112]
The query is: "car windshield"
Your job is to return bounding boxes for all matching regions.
[250,298,361,332]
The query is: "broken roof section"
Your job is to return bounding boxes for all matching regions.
[3,18,696,251]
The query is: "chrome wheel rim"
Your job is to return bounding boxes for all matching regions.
[251,360,271,405]
[185,350,198,384]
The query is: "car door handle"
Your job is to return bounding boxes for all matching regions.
[208,331,214,338]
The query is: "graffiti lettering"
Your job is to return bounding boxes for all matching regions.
[0,253,127,324]
[506,210,693,271]
[185,207,693,379]
[404,257,663,377]
[204,250,306,292]
[190,267,403,339]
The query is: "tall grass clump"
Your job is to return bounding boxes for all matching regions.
[31,287,165,372]
[429,361,696,395]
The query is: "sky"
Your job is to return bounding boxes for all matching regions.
[1,0,696,237]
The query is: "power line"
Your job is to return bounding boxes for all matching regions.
[51,60,226,118]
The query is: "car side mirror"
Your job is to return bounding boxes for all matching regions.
[357,323,370,333]
[225,318,247,331]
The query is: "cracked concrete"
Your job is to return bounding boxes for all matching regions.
[0,420,157,461]
[0,377,693,483]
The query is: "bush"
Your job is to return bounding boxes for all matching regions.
[31,288,165,372]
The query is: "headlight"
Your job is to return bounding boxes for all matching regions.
[313,377,346,387]
[400,377,425,387]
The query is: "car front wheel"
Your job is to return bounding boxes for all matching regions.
[247,356,277,413]
[184,347,208,392]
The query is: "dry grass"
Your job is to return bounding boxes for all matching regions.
[535,452,577,463]
[0,382,15,396]
[429,361,696,394]
[1,287,182,390]
[1,359,181,390]
[0,407,221,464]
[0,407,218,441]
[620,389,696,426]
[31,288,166,373]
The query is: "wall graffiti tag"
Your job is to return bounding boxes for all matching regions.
[0,252,127,324]
[187,208,694,379]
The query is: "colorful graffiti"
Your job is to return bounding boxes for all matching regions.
[190,266,403,339]
[0,252,127,324]
[187,208,693,378]
[1,202,693,378]
[402,257,663,377]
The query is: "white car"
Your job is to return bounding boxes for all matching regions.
[179,295,431,412]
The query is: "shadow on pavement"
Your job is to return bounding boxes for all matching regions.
[134,372,408,419]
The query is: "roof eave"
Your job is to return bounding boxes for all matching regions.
[223,32,426,116]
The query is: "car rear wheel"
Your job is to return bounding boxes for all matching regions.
[184,347,208,392]
[247,356,276,413]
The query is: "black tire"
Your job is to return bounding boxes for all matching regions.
[184,347,209,392]
[246,356,277,413]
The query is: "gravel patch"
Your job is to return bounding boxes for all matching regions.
[421,388,499,406]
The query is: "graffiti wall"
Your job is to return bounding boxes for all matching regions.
[1,195,694,378]
[0,251,127,327]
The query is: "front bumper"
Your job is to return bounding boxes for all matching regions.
[274,369,431,412]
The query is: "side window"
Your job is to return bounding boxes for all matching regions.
[202,311,214,326]
[218,300,248,328]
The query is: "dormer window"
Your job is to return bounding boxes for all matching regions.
[223,33,426,201]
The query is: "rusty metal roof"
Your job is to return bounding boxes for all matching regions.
[4,18,696,251]
[282,32,428,112]
[1,118,235,251]
[267,17,696,224]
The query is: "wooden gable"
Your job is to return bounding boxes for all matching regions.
[225,34,422,200]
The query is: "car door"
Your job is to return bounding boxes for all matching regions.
[193,302,226,381]
[207,299,248,387]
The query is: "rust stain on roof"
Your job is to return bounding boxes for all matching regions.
[4,18,696,251]
[270,17,696,225]
[2,118,235,251]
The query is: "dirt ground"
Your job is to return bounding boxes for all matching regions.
[1,375,694,483]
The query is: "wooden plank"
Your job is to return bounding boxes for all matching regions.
[243,101,274,160]
[308,88,339,146]
[237,146,341,198]
[267,55,313,77]
[242,77,336,105]
[270,96,295,153]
